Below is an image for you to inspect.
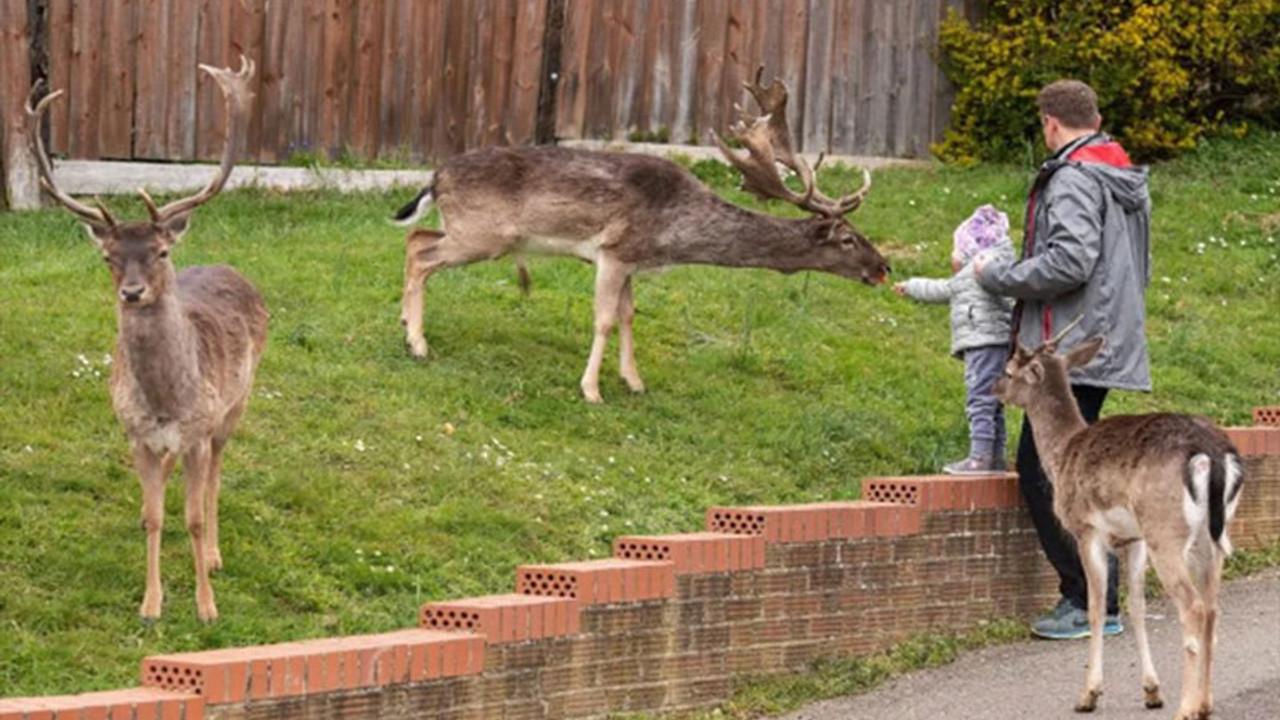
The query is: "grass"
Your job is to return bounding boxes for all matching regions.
[1,130,1278,697]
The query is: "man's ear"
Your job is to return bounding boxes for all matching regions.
[82,222,110,249]
[161,213,192,244]
[1063,336,1105,370]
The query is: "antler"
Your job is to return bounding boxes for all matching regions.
[147,55,256,222]
[25,80,116,227]
[1044,314,1085,351]
[713,66,872,219]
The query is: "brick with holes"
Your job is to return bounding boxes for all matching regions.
[1254,407,1280,427]
[419,594,580,642]
[613,533,765,573]
[863,474,1019,511]
[516,559,675,605]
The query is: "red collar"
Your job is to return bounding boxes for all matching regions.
[1068,141,1133,168]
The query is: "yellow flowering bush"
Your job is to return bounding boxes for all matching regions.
[935,0,1280,163]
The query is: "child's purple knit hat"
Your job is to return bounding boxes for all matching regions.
[953,204,1010,261]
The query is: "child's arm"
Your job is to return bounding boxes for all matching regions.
[895,276,956,304]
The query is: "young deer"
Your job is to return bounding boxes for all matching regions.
[394,68,889,402]
[27,58,267,622]
[994,325,1244,720]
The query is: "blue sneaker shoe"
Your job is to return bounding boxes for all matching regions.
[1031,598,1124,639]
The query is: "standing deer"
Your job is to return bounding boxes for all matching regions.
[394,68,889,402]
[27,57,266,622]
[994,323,1244,720]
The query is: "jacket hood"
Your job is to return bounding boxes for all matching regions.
[1076,161,1151,213]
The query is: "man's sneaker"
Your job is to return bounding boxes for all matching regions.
[1031,598,1125,639]
[942,456,1007,475]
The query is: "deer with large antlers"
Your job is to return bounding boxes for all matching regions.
[394,68,888,402]
[27,57,266,622]
[994,321,1244,720]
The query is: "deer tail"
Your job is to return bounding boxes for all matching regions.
[1184,450,1245,555]
[393,185,435,226]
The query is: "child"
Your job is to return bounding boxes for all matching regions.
[894,205,1016,474]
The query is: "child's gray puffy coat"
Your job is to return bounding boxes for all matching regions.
[901,242,1015,358]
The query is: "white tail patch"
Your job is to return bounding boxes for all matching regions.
[1219,453,1243,555]
[1182,453,1210,531]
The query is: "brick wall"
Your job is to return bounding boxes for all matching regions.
[3,419,1279,720]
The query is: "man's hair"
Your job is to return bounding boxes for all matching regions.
[1037,80,1099,130]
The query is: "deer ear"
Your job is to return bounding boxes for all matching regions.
[1023,360,1046,384]
[1063,336,1105,370]
[161,213,192,244]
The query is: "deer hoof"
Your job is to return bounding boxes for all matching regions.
[140,594,162,621]
[581,387,603,404]
[197,602,219,624]
[1143,684,1164,709]
[206,548,223,572]
[1074,688,1101,713]
[406,337,429,359]
[623,378,645,394]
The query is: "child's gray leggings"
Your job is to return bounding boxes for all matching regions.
[963,344,1009,459]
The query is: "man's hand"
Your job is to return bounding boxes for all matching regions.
[973,252,991,278]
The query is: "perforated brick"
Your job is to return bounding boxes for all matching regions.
[863,474,1020,511]
[516,559,675,605]
[0,690,200,720]
[419,593,580,642]
[706,506,829,542]
[613,532,766,573]
[142,629,481,703]
[1254,407,1280,427]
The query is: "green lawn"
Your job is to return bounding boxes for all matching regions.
[1,132,1278,696]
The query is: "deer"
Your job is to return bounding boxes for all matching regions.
[994,320,1244,720]
[26,57,267,622]
[394,67,890,402]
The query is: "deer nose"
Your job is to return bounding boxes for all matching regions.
[120,286,145,303]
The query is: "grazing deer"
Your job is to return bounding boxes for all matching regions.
[994,323,1244,720]
[394,68,889,402]
[27,57,266,622]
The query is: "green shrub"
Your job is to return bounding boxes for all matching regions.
[935,0,1280,164]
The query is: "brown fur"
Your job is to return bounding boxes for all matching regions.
[398,145,888,402]
[29,59,263,622]
[996,336,1243,720]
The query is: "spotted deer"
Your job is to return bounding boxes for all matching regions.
[27,57,267,622]
[994,322,1244,720]
[394,68,890,402]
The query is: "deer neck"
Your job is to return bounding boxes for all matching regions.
[1022,382,1089,479]
[674,200,831,273]
[115,294,200,413]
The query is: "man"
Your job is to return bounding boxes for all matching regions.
[974,80,1152,639]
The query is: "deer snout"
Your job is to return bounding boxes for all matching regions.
[120,285,146,304]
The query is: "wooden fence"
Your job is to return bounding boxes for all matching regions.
[2,0,977,199]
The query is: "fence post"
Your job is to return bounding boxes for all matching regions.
[2,0,43,210]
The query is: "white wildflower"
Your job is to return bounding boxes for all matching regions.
[354,439,366,452]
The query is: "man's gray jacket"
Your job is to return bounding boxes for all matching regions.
[978,133,1152,391]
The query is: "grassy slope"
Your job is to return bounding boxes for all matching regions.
[0,132,1277,695]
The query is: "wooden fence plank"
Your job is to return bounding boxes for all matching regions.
[229,0,266,161]
[581,0,613,138]
[67,0,103,159]
[555,0,593,139]
[46,0,72,155]
[640,0,668,134]
[829,0,863,154]
[164,0,199,160]
[98,0,135,159]
[666,0,700,144]
[2,0,40,208]
[410,0,443,160]
[485,0,516,147]
[350,0,383,159]
[694,0,727,145]
[377,0,411,158]
[801,0,833,153]
[437,0,469,155]
[863,0,891,156]
[719,0,748,137]
[131,0,166,158]
[320,0,354,157]
[196,0,231,161]
[778,0,807,147]
[508,0,547,146]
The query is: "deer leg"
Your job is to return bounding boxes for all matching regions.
[204,436,228,572]
[183,442,218,622]
[401,229,445,358]
[1124,541,1163,709]
[1197,549,1224,717]
[581,257,631,403]
[1075,531,1109,713]
[1148,544,1207,720]
[617,277,644,393]
[134,445,175,621]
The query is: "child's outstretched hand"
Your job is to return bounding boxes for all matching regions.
[892,282,908,297]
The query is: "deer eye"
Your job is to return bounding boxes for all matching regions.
[157,249,169,259]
